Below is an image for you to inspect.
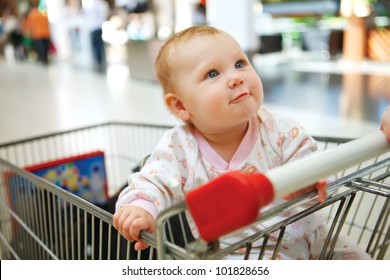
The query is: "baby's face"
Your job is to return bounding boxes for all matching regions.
[171,33,264,135]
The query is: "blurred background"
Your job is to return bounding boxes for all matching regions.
[0,0,389,143]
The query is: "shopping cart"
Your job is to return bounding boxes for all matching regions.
[0,122,389,260]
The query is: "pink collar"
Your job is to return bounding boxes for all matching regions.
[192,114,259,170]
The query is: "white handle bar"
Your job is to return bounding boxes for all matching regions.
[265,131,389,198]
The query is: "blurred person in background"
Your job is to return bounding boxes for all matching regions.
[20,11,35,61]
[0,5,24,61]
[83,0,109,72]
[26,1,51,65]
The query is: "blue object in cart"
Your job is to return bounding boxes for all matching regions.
[25,151,108,205]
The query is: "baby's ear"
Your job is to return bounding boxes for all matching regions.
[165,93,190,121]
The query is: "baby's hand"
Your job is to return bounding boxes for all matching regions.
[283,180,327,204]
[113,205,156,251]
[380,107,390,142]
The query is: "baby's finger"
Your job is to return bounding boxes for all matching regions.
[115,210,138,242]
[283,185,314,200]
[129,217,149,241]
[134,240,150,251]
[316,181,327,203]
[112,210,122,230]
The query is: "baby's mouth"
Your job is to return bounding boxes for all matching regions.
[230,93,249,104]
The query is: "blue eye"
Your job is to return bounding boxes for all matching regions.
[207,70,219,78]
[235,60,245,69]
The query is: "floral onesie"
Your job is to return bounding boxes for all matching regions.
[116,107,370,260]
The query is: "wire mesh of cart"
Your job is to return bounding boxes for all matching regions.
[0,122,389,260]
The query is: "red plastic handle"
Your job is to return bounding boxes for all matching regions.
[186,171,274,242]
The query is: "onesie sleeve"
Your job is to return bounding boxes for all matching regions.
[259,108,318,164]
[115,125,198,218]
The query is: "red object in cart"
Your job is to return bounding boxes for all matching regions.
[186,171,274,242]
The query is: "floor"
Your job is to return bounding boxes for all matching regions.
[0,53,389,145]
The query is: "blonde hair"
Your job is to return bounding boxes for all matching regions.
[155,25,223,95]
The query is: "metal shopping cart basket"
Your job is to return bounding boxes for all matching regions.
[0,122,389,260]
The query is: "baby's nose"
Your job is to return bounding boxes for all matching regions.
[229,76,244,88]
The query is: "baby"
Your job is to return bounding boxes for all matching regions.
[113,25,370,259]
